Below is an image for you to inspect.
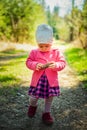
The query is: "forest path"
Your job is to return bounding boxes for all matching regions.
[0,43,87,130]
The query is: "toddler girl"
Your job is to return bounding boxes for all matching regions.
[26,24,66,125]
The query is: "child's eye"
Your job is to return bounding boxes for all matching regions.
[39,45,50,48]
[39,46,43,48]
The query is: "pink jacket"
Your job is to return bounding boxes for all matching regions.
[26,48,66,87]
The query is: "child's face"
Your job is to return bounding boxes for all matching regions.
[38,43,52,52]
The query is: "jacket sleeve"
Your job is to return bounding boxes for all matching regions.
[26,50,38,70]
[53,50,66,71]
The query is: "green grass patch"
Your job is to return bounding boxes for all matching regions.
[0,48,25,55]
[65,47,87,88]
[0,49,32,96]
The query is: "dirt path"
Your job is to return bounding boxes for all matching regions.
[0,45,87,130]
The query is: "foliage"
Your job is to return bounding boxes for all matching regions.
[0,0,46,43]
[79,0,87,49]
[65,0,87,49]
[65,47,87,88]
[46,5,69,41]
[0,0,87,46]
[82,0,87,32]
[0,49,32,87]
[56,18,70,41]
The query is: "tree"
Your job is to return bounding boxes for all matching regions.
[79,0,87,49]
[69,0,75,41]
[0,0,46,43]
[46,5,59,39]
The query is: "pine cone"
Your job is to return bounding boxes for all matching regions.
[41,63,52,69]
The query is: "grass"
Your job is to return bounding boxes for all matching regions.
[0,44,87,98]
[0,49,32,95]
[65,47,87,88]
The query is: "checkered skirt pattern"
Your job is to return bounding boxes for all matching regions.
[28,73,60,98]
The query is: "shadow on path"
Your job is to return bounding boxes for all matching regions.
[0,82,87,130]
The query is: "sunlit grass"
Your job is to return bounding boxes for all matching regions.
[0,49,32,90]
[65,48,87,88]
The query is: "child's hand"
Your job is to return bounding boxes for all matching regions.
[48,61,56,69]
[36,63,43,70]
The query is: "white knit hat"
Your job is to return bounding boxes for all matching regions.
[36,24,53,44]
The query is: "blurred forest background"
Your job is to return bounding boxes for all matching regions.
[0,0,87,48]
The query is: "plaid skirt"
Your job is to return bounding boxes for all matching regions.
[28,73,60,99]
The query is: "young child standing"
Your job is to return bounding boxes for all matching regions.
[26,24,66,125]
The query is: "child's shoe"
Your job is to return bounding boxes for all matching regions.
[28,105,37,117]
[42,112,54,125]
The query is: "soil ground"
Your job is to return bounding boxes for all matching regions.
[0,44,87,130]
